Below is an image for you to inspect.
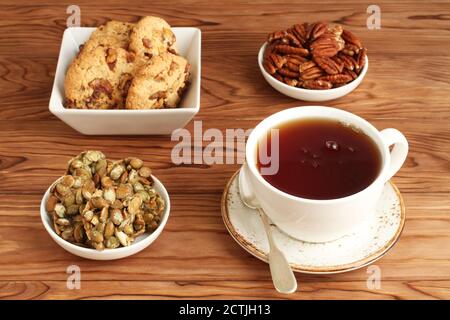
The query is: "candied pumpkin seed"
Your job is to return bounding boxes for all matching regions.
[130,158,143,170]
[66,204,79,215]
[116,184,133,199]
[54,203,66,217]
[138,166,152,178]
[91,196,108,209]
[115,230,130,246]
[103,187,116,203]
[61,175,75,188]
[56,218,70,226]
[110,208,123,225]
[104,221,115,239]
[106,236,120,249]
[110,164,124,180]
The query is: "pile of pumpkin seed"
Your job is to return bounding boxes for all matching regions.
[46,151,165,250]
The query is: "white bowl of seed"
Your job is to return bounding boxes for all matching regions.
[40,173,170,261]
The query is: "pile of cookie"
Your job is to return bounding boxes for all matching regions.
[263,22,367,90]
[64,16,190,109]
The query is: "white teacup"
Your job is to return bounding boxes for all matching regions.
[241,106,408,243]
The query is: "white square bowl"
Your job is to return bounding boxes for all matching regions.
[49,27,201,135]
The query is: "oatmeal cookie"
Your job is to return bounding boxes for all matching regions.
[65,45,144,109]
[129,16,177,58]
[126,53,190,109]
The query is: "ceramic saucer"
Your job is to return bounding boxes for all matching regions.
[221,170,405,274]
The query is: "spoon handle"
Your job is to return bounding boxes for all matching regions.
[259,210,298,294]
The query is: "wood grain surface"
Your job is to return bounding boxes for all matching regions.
[0,0,449,300]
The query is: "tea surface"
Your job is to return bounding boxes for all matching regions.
[257,118,382,200]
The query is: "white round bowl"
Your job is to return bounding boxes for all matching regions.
[40,175,170,260]
[258,42,368,101]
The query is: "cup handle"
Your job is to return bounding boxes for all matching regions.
[379,128,408,182]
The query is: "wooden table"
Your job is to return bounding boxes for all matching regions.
[1,0,449,300]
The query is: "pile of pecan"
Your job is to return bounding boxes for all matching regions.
[263,22,367,90]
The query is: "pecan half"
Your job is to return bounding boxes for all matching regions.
[343,69,358,80]
[338,53,358,71]
[318,74,353,84]
[309,22,328,40]
[268,30,287,43]
[311,45,339,58]
[269,53,287,69]
[299,60,316,73]
[313,56,340,75]
[292,24,308,44]
[309,34,338,49]
[305,23,314,40]
[310,35,341,58]
[263,59,277,74]
[300,66,324,80]
[286,55,307,65]
[278,67,300,78]
[331,56,345,73]
[302,79,332,90]
[284,32,302,47]
[342,29,362,49]
[275,44,309,57]
[286,62,300,72]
